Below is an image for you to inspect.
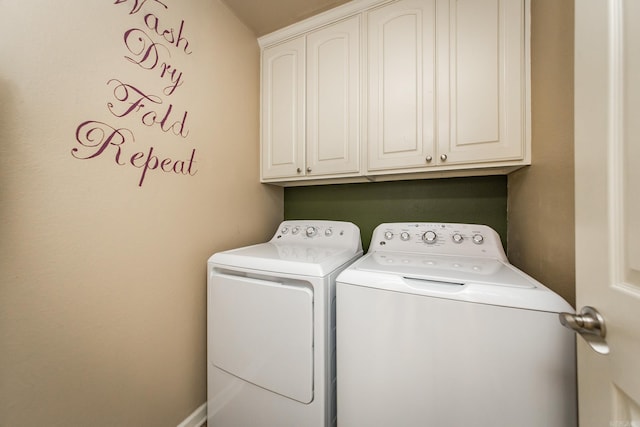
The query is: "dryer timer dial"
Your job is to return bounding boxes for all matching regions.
[472,234,484,244]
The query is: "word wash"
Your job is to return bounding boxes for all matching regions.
[72,0,198,187]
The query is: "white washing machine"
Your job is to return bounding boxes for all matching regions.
[207,220,362,427]
[336,222,577,427]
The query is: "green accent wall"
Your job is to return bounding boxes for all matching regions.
[284,176,508,251]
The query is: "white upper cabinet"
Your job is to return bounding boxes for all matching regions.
[366,0,437,171]
[306,16,361,177]
[261,16,360,182]
[437,0,527,165]
[259,0,530,185]
[368,0,528,174]
[261,37,305,180]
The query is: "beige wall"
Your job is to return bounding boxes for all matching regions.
[0,1,282,426]
[508,0,575,306]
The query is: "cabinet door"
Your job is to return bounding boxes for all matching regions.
[306,16,360,177]
[437,0,527,165]
[367,0,437,171]
[261,37,305,180]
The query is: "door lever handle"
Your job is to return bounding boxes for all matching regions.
[559,306,609,354]
[559,306,605,337]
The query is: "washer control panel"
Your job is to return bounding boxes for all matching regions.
[370,222,507,260]
[272,220,362,250]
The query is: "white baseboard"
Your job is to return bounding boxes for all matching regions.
[177,402,207,427]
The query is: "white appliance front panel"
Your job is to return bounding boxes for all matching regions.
[210,273,314,403]
[337,283,577,427]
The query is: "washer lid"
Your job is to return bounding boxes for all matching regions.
[355,252,535,288]
[209,242,361,277]
[337,251,573,313]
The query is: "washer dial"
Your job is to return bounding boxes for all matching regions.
[422,231,438,244]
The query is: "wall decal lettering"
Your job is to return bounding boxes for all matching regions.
[123,28,185,95]
[113,0,167,17]
[72,0,197,187]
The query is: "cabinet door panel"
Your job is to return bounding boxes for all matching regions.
[438,0,526,164]
[261,37,305,179]
[455,0,499,145]
[306,16,360,176]
[367,0,437,171]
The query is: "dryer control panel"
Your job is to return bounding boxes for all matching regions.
[271,220,363,252]
[369,223,507,261]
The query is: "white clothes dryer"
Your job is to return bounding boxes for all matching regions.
[207,220,362,427]
[336,222,577,427]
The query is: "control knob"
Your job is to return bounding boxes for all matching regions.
[452,233,463,244]
[384,231,394,240]
[400,232,411,241]
[472,234,484,245]
[306,226,317,237]
[422,230,438,244]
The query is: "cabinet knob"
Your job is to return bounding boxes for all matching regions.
[440,154,448,161]
[425,155,433,163]
[296,168,302,173]
[306,167,312,173]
